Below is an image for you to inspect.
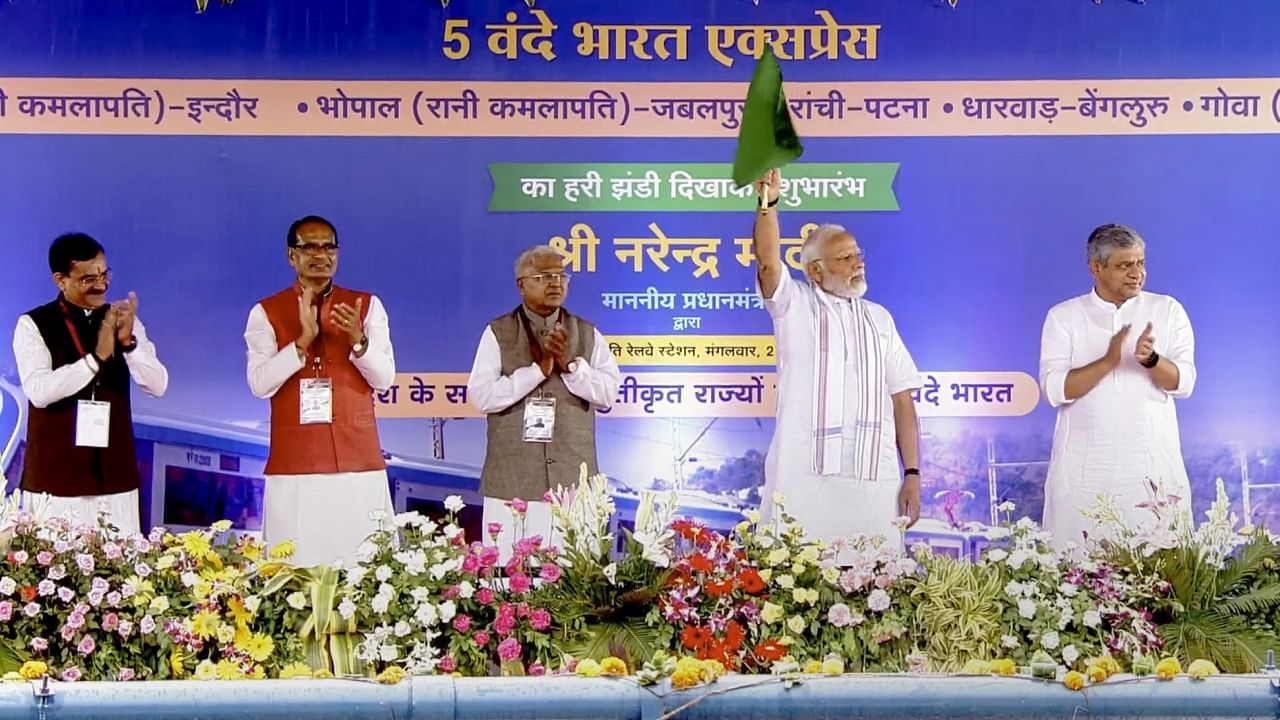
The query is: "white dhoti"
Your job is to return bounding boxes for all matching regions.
[263,470,394,568]
[20,489,140,536]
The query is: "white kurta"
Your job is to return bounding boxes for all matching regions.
[243,294,396,568]
[1039,290,1196,549]
[760,273,922,543]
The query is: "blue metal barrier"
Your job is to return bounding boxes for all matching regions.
[0,674,1274,720]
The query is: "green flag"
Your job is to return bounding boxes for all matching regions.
[732,46,804,188]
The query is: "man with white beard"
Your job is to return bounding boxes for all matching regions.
[750,169,923,543]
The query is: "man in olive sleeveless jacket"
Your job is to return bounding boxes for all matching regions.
[466,245,621,553]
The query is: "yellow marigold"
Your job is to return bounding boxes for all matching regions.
[1063,671,1086,691]
[279,662,313,680]
[1086,664,1108,684]
[989,659,1016,676]
[18,661,47,680]
[170,648,186,678]
[244,633,275,663]
[2,671,23,683]
[226,596,253,626]
[269,540,297,560]
[821,656,845,676]
[194,660,218,681]
[192,610,221,640]
[803,659,824,674]
[234,623,252,648]
[702,659,727,681]
[1092,655,1121,676]
[1187,659,1220,680]
[575,659,602,677]
[675,656,704,678]
[671,667,701,690]
[245,665,266,680]
[960,659,992,675]
[1155,657,1182,680]
[241,538,263,562]
[377,666,408,685]
[599,657,628,677]
[312,669,334,679]
[216,659,243,680]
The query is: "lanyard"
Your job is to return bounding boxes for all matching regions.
[60,299,100,399]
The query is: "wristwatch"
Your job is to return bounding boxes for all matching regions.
[567,359,580,374]
[352,336,368,355]
[120,335,138,354]
[1140,350,1160,369]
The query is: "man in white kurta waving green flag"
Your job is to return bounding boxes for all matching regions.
[737,48,925,547]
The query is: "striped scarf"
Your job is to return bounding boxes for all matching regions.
[810,287,886,478]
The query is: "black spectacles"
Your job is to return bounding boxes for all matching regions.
[291,242,340,255]
[72,268,112,288]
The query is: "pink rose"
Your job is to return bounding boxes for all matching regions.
[61,667,82,682]
[487,523,503,539]
[117,668,136,681]
[0,601,11,622]
[514,536,542,558]
[140,615,156,634]
[23,602,40,617]
[479,547,500,568]
[452,615,472,633]
[30,637,48,652]
[77,635,96,656]
[438,656,456,673]
[11,551,28,565]
[494,615,516,636]
[117,619,133,638]
[506,498,528,514]
[538,563,561,583]
[103,613,120,631]
[528,662,546,676]
[461,555,481,574]
[497,637,521,662]
[509,574,532,594]
[473,631,490,647]
[475,588,495,605]
[75,554,95,575]
[57,587,74,604]
[102,543,123,560]
[529,608,551,631]
[36,551,54,566]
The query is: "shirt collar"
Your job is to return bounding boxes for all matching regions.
[522,305,560,334]
[1088,287,1140,311]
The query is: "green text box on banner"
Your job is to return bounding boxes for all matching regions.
[488,163,899,212]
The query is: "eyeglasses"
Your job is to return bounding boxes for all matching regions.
[822,251,866,265]
[71,268,112,288]
[291,242,340,255]
[521,272,571,285]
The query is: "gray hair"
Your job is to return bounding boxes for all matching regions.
[514,245,563,279]
[1087,224,1145,264]
[799,224,850,269]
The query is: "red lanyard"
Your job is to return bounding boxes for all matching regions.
[59,300,90,357]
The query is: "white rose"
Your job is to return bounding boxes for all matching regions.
[1007,550,1029,570]
[1017,598,1037,620]
[375,565,393,582]
[379,643,399,662]
[457,581,475,600]
[370,594,391,614]
[1059,582,1079,597]
[1004,580,1023,598]
[1062,644,1079,666]
[346,566,368,587]
[443,524,463,541]
[415,602,438,626]
[286,591,307,610]
[244,595,262,614]
[1001,634,1020,649]
[986,549,1009,563]
[1083,610,1102,628]
[338,596,357,620]
[444,495,465,513]
[394,621,412,637]
[1040,631,1060,650]
[437,600,457,622]
[0,577,16,596]
[355,542,379,563]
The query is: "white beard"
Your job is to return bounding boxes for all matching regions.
[821,275,868,299]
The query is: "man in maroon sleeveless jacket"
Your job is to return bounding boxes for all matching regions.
[244,216,395,567]
[12,232,168,534]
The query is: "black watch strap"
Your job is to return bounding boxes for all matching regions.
[120,335,138,353]
[1140,350,1160,369]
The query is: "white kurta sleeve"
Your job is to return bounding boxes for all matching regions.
[760,271,797,319]
[12,315,96,409]
[561,328,622,410]
[123,315,168,398]
[1039,308,1075,408]
[466,326,547,414]
[244,303,304,400]
[884,313,923,394]
[1163,299,1196,399]
[350,295,395,392]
